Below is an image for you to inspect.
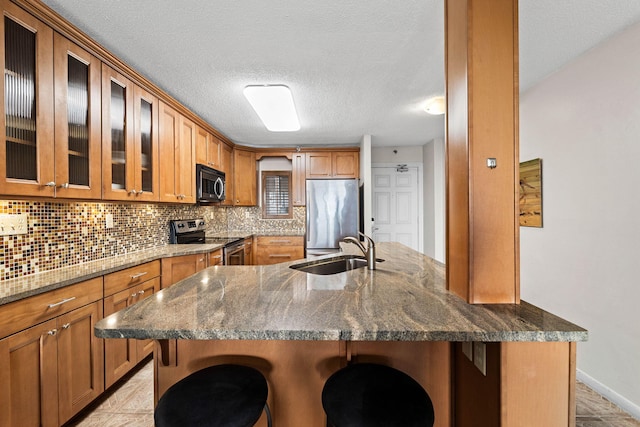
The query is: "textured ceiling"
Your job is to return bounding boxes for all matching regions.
[41,0,640,147]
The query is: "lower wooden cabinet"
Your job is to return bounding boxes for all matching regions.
[0,290,104,427]
[161,253,207,289]
[244,238,253,265]
[208,248,223,266]
[254,235,304,265]
[103,276,160,388]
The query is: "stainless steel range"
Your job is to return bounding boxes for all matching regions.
[169,219,245,265]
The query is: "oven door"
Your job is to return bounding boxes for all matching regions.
[224,243,245,265]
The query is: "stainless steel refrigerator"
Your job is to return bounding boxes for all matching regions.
[306,179,359,256]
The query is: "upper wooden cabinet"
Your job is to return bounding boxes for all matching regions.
[1,6,102,199]
[158,101,195,203]
[292,153,306,206]
[196,126,221,170]
[306,151,359,179]
[232,148,256,206]
[102,65,159,201]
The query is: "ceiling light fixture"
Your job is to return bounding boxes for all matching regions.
[243,85,301,132]
[424,95,445,115]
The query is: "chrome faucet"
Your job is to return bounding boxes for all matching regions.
[343,232,376,270]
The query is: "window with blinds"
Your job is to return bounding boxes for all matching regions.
[262,171,292,219]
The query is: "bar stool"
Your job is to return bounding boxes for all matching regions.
[322,363,434,427]
[155,364,272,427]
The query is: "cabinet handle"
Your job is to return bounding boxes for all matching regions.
[48,296,76,308]
[270,254,292,258]
[47,329,57,336]
[211,255,222,260]
[269,240,291,244]
[199,258,205,262]
[138,290,145,295]
[131,293,138,298]
[44,181,56,187]
[58,182,69,189]
[62,323,71,329]
[129,189,138,195]
[130,272,148,279]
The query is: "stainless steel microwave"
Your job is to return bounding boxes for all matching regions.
[196,164,225,203]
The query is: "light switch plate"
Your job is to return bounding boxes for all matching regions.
[462,341,473,361]
[0,213,28,236]
[473,342,487,376]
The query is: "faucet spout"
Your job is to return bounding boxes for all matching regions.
[343,233,377,270]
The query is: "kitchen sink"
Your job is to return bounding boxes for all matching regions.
[289,255,383,275]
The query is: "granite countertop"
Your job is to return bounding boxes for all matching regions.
[95,242,588,343]
[0,243,224,306]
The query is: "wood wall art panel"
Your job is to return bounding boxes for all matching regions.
[519,158,542,227]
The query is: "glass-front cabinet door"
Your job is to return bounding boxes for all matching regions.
[102,64,134,200]
[0,4,55,196]
[53,33,101,199]
[132,86,158,201]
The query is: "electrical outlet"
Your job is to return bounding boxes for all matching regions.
[462,341,473,361]
[105,213,114,229]
[473,342,487,376]
[0,213,28,236]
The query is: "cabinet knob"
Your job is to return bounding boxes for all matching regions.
[47,329,57,336]
[62,323,71,329]
[44,181,56,187]
[131,293,138,298]
[138,290,145,295]
[129,189,138,195]
[58,182,69,189]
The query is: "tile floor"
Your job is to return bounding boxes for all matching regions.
[65,358,640,427]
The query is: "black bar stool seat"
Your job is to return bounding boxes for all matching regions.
[155,364,272,427]
[322,363,435,427]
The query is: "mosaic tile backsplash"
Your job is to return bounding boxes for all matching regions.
[0,200,305,282]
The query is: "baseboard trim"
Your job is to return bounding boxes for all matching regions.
[577,369,640,420]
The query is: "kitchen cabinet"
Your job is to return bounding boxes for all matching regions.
[220,142,234,206]
[0,277,104,427]
[244,238,253,265]
[208,248,223,266]
[1,5,102,199]
[254,235,304,265]
[305,151,359,179]
[103,260,160,388]
[232,148,257,206]
[196,126,221,170]
[161,254,207,289]
[102,65,160,201]
[292,152,306,206]
[158,101,196,203]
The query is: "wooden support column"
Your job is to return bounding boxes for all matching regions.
[445,0,520,304]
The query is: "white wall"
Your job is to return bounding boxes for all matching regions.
[423,138,445,262]
[520,20,640,417]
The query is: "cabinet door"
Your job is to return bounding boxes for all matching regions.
[53,33,102,199]
[208,135,221,169]
[0,5,55,197]
[177,115,196,203]
[134,277,160,359]
[158,100,180,202]
[102,64,134,200]
[195,126,209,165]
[305,152,332,178]
[57,301,104,424]
[0,319,58,427]
[132,86,159,201]
[244,238,253,265]
[220,142,234,206]
[208,248,223,267]
[103,288,137,388]
[161,254,206,289]
[332,151,359,178]
[233,149,256,206]
[292,153,306,206]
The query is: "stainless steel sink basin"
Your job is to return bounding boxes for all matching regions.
[289,255,382,275]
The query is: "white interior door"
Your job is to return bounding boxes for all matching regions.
[372,166,420,251]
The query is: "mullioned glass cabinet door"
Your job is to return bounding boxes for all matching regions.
[53,33,102,199]
[0,5,54,197]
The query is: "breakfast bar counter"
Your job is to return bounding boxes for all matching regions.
[95,242,587,427]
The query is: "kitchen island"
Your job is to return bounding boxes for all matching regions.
[95,242,587,427]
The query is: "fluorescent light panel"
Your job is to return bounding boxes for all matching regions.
[243,85,300,132]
